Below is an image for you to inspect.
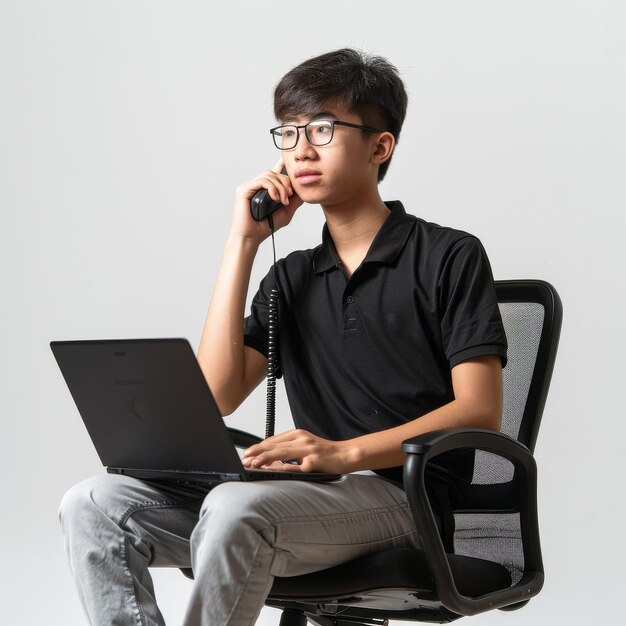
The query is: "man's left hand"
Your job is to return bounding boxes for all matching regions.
[241,429,355,474]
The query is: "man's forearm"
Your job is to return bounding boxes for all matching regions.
[197,236,259,413]
[196,165,299,415]
[346,397,500,473]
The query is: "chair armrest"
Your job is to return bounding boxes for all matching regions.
[401,428,543,616]
[227,427,264,449]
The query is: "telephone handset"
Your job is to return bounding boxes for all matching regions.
[250,189,283,221]
[250,167,288,221]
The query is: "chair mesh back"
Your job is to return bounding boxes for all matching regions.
[453,300,545,584]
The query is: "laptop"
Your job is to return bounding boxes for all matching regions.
[50,338,341,484]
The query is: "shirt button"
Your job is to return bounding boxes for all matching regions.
[346,296,355,304]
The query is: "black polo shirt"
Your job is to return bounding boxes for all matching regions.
[244,201,507,491]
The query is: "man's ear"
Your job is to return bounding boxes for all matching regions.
[370,131,396,166]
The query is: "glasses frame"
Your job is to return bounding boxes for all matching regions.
[269,119,385,151]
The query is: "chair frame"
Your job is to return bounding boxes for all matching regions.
[227,279,563,625]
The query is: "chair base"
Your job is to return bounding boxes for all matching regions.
[267,599,461,625]
[278,608,308,626]
[278,607,391,626]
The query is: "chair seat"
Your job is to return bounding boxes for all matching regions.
[268,547,512,602]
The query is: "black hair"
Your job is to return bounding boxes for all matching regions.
[273,48,408,182]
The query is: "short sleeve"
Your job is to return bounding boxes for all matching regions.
[243,268,283,378]
[437,236,508,368]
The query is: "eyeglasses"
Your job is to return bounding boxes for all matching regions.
[270,119,384,150]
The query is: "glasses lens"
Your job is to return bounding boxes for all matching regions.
[306,121,334,146]
[272,126,298,150]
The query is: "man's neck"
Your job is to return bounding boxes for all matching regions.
[321,193,391,277]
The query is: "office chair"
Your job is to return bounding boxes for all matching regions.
[225,279,562,625]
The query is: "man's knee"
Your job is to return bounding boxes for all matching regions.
[189,483,279,571]
[195,482,277,539]
[58,474,135,530]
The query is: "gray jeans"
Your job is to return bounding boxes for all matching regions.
[59,472,422,626]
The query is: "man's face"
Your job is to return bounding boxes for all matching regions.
[278,102,381,207]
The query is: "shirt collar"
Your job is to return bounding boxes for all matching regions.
[313,200,415,274]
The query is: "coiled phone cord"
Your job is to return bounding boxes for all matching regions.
[265,214,278,439]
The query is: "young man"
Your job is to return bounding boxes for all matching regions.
[59,49,507,626]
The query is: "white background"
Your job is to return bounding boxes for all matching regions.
[1,1,624,624]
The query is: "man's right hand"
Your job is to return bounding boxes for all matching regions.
[230,158,303,245]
